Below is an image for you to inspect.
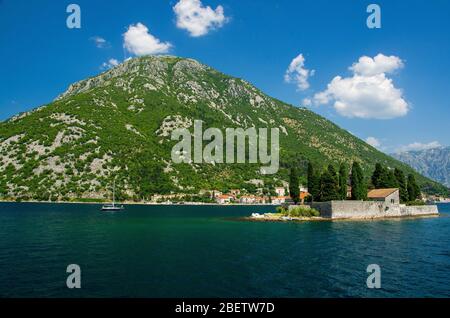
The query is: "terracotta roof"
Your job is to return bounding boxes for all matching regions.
[300,192,310,199]
[368,188,399,198]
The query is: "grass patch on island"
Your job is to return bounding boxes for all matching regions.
[276,205,320,217]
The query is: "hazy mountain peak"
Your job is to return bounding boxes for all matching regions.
[393,146,450,187]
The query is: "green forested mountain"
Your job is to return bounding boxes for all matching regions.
[0,56,447,201]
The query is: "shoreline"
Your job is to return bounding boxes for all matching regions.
[0,200,448,208]
[0,199,280,207]
[242,215,327,222]
[243,213,440,223]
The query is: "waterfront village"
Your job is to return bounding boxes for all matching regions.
[149,186,448,206]
[150,185,304,206]
[149,162,443,220]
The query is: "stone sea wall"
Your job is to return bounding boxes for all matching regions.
[310,201,439,219]
[403,205,439,217]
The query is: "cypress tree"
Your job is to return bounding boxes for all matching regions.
[372,163,399,189]
[307,162,320,201]
[328,164,339,190]
[307,162,315,199]
[320,166,340,201]
[338,163,348,200]
[351,162,360,200]
[407,174,421,201]
[371,163,385,188]
[351,162,367,200]
[394,168,408,203]
[289,167,300,204]
[386,170,399,188]
[415,179,421,200]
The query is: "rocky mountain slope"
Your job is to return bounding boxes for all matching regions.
[393,147,450,187]
[0,56,447,201]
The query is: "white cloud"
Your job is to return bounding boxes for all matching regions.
[123,23,172,56]
[313,53,409,119]
[350,54,404,76]
[302,98,312,107]
[366,136,381,148]
[173,0,228,37]
[284,54,314,91]
[101,58,120,70]
[397,141,442,152]
[90,36,109,48]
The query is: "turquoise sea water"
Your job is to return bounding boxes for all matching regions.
[0,202,449,298]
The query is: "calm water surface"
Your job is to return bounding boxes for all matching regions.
[0,202,449,298]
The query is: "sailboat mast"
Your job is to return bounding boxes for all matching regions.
[113,179,115,206]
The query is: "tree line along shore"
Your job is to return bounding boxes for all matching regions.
[288,161,423,205]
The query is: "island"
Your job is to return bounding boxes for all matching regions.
[248,162,440,221]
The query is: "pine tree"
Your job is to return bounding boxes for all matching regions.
[289,167,300,204]
[338,163,348,200]
[407,174,421,201]
[394,168,408,203]
[351,162,367,200]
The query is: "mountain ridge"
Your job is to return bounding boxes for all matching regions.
[393,146,450,188]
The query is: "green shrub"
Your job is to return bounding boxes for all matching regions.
[276,206,287,214]
[406,200,426,206]
[277,205,320,217]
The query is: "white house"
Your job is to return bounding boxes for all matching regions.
[368,188,400,205]
[272,196,287,205]
[275,187,286,197]
[240,196,257,204]
[211,190,223,198]
[216,195,232,204]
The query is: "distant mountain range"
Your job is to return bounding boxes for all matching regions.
[393,147,450,188]
[0,56,447,201]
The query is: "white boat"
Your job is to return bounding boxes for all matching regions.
[251,213,265,219]
[102,180,124,212]
[101,204,124,211]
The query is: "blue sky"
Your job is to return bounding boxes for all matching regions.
[0,0,449,153]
